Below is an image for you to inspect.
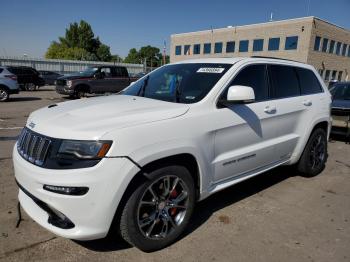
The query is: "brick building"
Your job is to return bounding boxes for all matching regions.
[170,17,350,82]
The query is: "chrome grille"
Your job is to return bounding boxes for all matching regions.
[17,128,51,166]
[56,79,67,86]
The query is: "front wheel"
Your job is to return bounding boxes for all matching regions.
[119,166,195,252]
[297,128,328,177]
[25,83,37,91]
[74,89,86,99]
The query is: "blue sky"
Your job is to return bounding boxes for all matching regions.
[0,0,349,58]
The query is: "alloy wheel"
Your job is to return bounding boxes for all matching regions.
[137,175,189,239]
[309,134,326,170]
[0,89,8,101]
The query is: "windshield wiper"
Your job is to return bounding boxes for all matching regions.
[137,75,149,97]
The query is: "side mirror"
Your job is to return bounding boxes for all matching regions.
[226,85,255,103]
[94,72,102,79]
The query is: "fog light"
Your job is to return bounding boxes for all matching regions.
[43,185,89,195]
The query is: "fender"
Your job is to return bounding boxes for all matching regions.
[127,140,213,198]
[289,116,330,164]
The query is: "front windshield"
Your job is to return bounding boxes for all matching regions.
[79,67,98,77]
[330,84,350,100]
[122,63,232,103]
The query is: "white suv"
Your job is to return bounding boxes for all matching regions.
[13,58,331,251]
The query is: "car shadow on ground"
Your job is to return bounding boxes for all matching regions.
[8,97,41,102]
[75,166,296,252]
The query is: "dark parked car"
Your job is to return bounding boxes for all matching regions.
[55,66,139,98]
[330,82,350,140]
[6,66,45,91]
[38,70,63,85]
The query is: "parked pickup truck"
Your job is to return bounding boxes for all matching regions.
[55,66,139,98]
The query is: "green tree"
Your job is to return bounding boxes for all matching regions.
[45,20,114,62]
[124,48,141,64]
[124,45,166,67]
[139,45,160,67]
[96,44,112,62]
[111,54,123,63]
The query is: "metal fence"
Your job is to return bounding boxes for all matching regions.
[0,56,145,75]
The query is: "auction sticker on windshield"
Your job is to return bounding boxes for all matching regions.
[197,68,225,73]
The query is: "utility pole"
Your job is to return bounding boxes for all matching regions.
[163,40,166,65]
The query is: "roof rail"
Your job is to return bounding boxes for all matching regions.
[250,56,300,63]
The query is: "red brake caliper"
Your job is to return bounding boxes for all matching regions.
[169,189,178,216]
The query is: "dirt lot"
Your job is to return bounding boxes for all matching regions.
[0,87,349,262]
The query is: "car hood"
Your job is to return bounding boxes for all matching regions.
[26,95,190,140]
[332,99,350,109]
[58,74,93,80]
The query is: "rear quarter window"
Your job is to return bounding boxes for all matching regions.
[296,68,323,95]
[0,68,3,74]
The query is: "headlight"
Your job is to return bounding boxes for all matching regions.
[66,80,72,87]
[58,140,112,159]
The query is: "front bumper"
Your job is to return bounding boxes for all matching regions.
[55,85,74,95]
[13,146,140,240]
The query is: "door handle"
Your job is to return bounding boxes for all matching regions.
[303,100,312,106]
[264,105,276,114]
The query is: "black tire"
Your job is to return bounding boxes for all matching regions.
[297,128,328,177]
[25,83,37,91]
[0,87,9,102]
[74,87,86,99]
[119,166,195,252]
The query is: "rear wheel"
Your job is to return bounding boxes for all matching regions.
[0,87,9,102]
[119,166,195,252]
[297,128,328,177]
[25,83,37,91]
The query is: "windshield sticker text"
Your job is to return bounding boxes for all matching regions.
[197,68,225,73]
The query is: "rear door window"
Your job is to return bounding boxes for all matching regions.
[223,64,269,102]
[295,68,323,95]
[269,65,300,99]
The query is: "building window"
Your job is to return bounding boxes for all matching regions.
[336,42,342,55]
[226,41,235,53]
[175,45,181,56]
[329,40,335,54]
[184,45,191,55]
[314,36,321,51]
[268,37,280,51]
[253,39,264,52]
[285,36,298,50]
[342,44,347,56]
[318,69,324,78]
[204,43,211,54]
[325,70,330,80]
[331,70,337,80]
[214,42,223,53]
[322,38,328,52]
[338,71,343,81]
[193,44,201,55]
[239,40,249,52]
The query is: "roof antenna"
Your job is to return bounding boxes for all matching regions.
[269,12,273,22]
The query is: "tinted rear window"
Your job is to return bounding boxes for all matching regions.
[296,68,323,95]
[7,67,21,74]
[269,65,300,98]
